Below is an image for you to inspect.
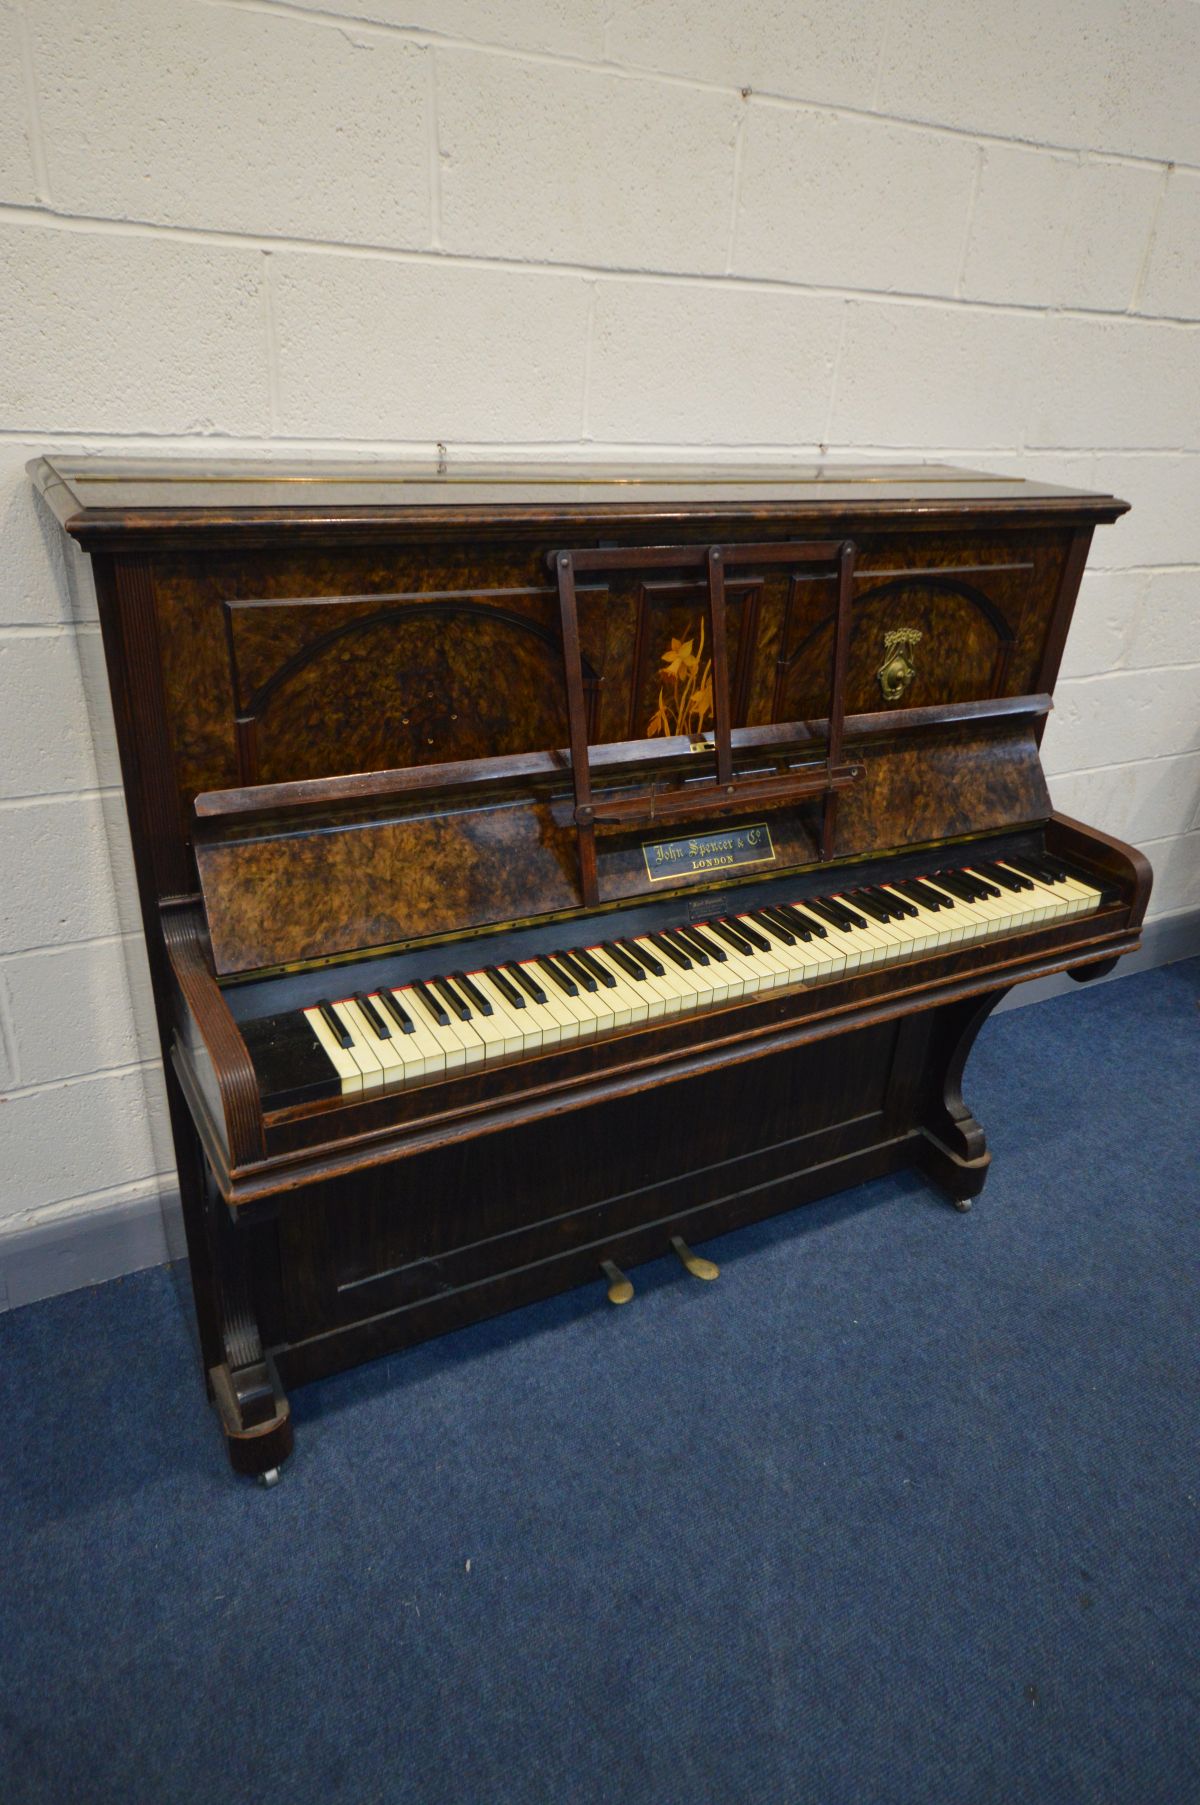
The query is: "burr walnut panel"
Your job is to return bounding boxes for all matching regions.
[142,521,1074,863]
[193,715,1048,975]
[773,533,1063,723]
[223,590,606,785]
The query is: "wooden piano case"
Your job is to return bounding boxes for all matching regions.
[31,460,1151,1479]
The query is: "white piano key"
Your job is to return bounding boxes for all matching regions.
[391,995,449,1080]
[879,891,947,957]
[515,961,582,1043]
[992,865,1059,924]
[831,898,906,965]
[341,996,416,1089]
[627,938,691,1014]
[676,929,751,1000]
[331,999,387,1090]
[583,948,644,1027]
[303,1005,362,1095]
[398,985,472,1072]
[473,971,543,1056]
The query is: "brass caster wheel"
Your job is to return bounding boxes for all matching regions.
[258,1467,282,1488]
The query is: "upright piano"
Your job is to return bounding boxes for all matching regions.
[32,458,1151,1481]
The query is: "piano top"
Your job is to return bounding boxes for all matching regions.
[30,455,1128,544]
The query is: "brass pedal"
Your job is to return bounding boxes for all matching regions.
[671,1235,719,1281]
[601,1260,634,1305]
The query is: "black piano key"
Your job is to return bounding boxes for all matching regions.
[576,948,617,988]
[752,908,795,946]
[485,964,526,1009]
[677,924,725,962]
[354,991,392,1039]
[778,904,824,939]
[764,904,806,940]
[710,919,753,955]
[656,929,697,965]
[649,930,691,971]
[962,869,1002,898]
[537,955,578,997]
[932,871,977,904]
[558,951,597,992]
[954,868,998,900]
[671,927,712,965]
[452,970,494,1015]
[1021,853,1069,883]
[884,888,920,919]
[829,897,869,930]
[864,886,900,920]
[849,888,889,921]
[435,976,472,1021]
[869,885,915,920]
[413,980,450,1027]
[899,878,952,911]
[732,917,771,952]
[603,940,646,980]
[855,884,895,924]
[1005,855,1055,885]
[979,861,1031,892]
[506,961,547,1005]
[806,899,854,932]
[317,999,354,1049]
[377,990,416,1034]
[623,937,665,977]
[847,890,890,925]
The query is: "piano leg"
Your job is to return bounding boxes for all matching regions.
[915,988,1010,1213]
[203,1167,293,1482]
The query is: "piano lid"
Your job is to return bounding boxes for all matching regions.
[30,455,1128,545]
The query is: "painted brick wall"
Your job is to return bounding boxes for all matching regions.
[1,0,1197,1297]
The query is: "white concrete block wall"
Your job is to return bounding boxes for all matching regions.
[0,0,1196,1300]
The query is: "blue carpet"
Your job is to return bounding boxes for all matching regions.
[1,961,1197,1805]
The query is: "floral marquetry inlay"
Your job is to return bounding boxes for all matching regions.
[646,617,715,739]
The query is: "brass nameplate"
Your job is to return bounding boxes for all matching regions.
[642,823,776,883]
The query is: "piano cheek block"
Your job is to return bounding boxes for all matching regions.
[42,451,1147,1479]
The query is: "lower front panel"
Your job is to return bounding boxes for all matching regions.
[255,1007,957,1388]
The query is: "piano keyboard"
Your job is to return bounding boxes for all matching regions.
[292,855,1103,1100]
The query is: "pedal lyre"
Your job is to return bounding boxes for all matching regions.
[601,1260,634,1305]
[671,1236,719,1281]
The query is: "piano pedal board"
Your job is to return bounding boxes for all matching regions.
[601,1237,721,1304]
